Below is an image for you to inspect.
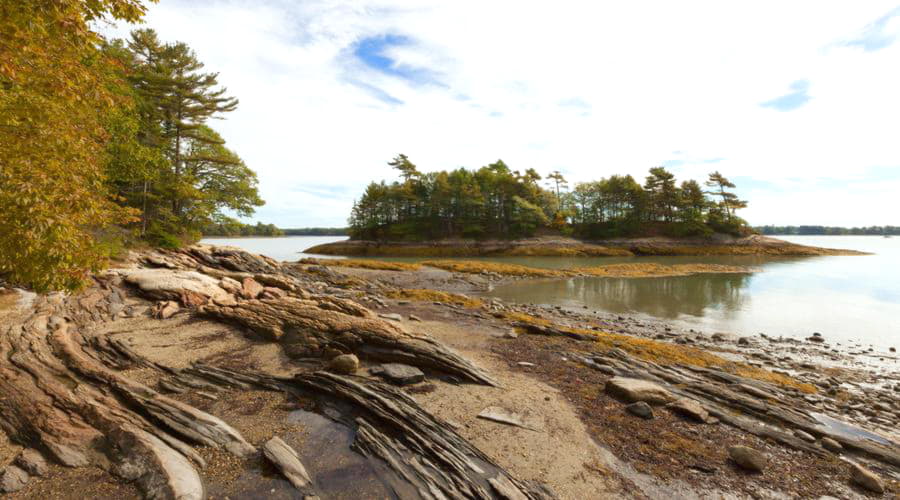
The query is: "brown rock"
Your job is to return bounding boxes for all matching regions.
[820,437,843,453]
[179,290,209,307]
[261,287,286,299]
[153,300,180,319]
[0,465,29,493]
[327,354,359,374]
[241,277,264,299]
[667,397,710,423]
[219,276,242,293]
[604,377,675,405]
[15,449,48,477]
[850,463,884,493]
[728,445,767,472]
[212,294,238,307]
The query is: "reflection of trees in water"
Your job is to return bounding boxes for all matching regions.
[512,275,752,319]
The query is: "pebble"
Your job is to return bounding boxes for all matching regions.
[327,354,359,374]
[793,430,816,442]
[625,401,654,419]
[820,437,843,453]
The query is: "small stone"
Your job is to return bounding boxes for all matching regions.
[820,437,843,453]
[728,445,767,472]
[15,449,48,477]
[737,337,751,346]
[625,401,654,419]
[371,363,425,385]
[408,314,422,322]
[0,465,29,493]
[517,362,535,367]
[667,398,710,423]
[327,354,359,374]
[890,347,896,353]
[378,313,403,322]
[212,294,238,307]
[807,335,825,343]
[793,430,816,442]
[850,463,884,493]
[502,330,519,339]
[261,287,286,299]
[241,277,264,299]
[154,300,180,319]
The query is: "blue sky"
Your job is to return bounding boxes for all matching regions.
[109,1,900,227]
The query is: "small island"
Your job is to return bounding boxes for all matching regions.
[308,155,862,257]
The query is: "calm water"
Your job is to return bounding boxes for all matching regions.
[200,235,348,261]
[200,235,899,349]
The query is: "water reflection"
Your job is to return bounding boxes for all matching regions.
[494,273,752,320]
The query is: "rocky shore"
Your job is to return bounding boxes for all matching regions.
[0,245,896,499]
[305,234,867,258]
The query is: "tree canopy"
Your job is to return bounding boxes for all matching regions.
[0,5,263,291]
[348,156,750,241]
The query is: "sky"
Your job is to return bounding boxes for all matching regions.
[106,1,900,228]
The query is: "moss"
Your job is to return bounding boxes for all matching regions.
[384,289,484,308]
[501,311,816,393]
[302,258,421,271]
[420,260,569,277]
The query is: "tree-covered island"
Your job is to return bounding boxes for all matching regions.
[347,154,748,241]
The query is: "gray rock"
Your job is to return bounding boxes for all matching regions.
[625,401,654,419]
[327,354,359,374]
[604,377,675,406]
[667,398,710,423]
[371,363,425,386]
[820,437,843,453]
[517,362,535,367]
[793,430,816,442]
[378,313,403,322]
[0,465,29,493]
[850,463,884,493]
[728,445,767,472]
[477,406,540,432]
[408,314,422,322]
[15,449,48,477]
[737,337,751,346]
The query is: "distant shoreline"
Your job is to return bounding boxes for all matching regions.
[304,234,867,258]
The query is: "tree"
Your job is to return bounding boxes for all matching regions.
[0,0,150,291]
[546,170,568,213]
[705,171,747,220]
[644,167,679,222]
[388,154,421,182]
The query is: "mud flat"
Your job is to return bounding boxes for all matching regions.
[305,234,866,258]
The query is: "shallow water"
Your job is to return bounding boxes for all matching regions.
[200,235,900,350]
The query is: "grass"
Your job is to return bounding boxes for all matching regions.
[384,288,484,308]
[574,263,754,278]
[420,260,570,277]
[301,258,421,271]
[503,311,817,393]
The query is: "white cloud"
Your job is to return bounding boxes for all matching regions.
[106,0,900,226]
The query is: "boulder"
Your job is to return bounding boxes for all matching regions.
[121,269,228,301]
[728,445,766,472]
[240,277,264,300]
[850,463,884,493]
[604,377,675,405]
[625,401,654,419]
[15,449,48,477]
[667,398,710,423]
[371,363,425,386]
[0,465,29,493]
[327,354,359,374]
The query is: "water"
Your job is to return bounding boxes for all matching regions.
[199,235,899,350]
[485,236,899,350]
[200,235,348,262]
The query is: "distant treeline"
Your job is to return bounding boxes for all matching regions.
[282,227,348,236]
[756,225,900,236]
[201,219,348,237]
[349,154,750,241]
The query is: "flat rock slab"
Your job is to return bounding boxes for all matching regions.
[605,377,675,405]
[370,363,425,386]
[667,397,711,423]
[477,406,541,432]
[262,437,314,491]
[378,313,404,322]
